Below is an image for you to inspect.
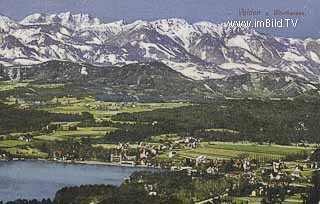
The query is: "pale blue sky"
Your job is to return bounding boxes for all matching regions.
[0,0,319,38]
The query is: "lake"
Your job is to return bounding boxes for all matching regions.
[0,160,158,202]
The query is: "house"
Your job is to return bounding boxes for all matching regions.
[250,190,257,197]
[149,192,157,196]
[243,171,257,184]
[270,172,281,180]
[140,150,147,159]
[144,184,154,192]
[234,160,242,169]
[171,166,179,172]
[196,155,207,166]
[110,154,122,163]
[180,166,193,171]
[144,184,157,196]
[159,145,168,152]
[184,137,200,149]
[18,135,33,142]
[168,151,177,158]
[119,143,129,150]
[243,160,251,171]
[311,162,319,169]
[291,166,302,178]
[272,161,285,173]
[187,168,197,176]
[261,167,272,175]
[150,148,158,155]
[251,187,265,197]
[53,151,66,161]
[0,154,6,159]
[139,157,148,165]
[206,166,219,175]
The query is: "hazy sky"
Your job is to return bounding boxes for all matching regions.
[0,0,319,38]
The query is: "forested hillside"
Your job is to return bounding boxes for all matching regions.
[0,103,92,134]
[107,99,320,144]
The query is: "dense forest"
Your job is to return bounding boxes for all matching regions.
[0,103,93,134]
[54,171,248,204]
[106,99,320,144]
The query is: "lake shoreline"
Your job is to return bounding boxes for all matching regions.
[0,159,160,202]
[1,158,162,170]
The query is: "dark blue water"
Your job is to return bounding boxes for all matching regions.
[0,160,157,202]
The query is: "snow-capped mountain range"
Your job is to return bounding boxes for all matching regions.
[1,12,320,82]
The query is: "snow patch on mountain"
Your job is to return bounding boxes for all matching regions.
[226,35,251,51]
[310,51,320,63]
[283,52,307,62]
[0,15,19,32]
[20,12,100,30]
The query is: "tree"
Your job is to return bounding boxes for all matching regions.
[310,148,320,162]
[261,185,285,204]
[304,171,320,204]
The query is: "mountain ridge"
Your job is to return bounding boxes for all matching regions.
[0,12,320,83]
[1,60,319,101]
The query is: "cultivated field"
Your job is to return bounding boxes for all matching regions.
[37,97,188,120]
[178,142,312,161]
